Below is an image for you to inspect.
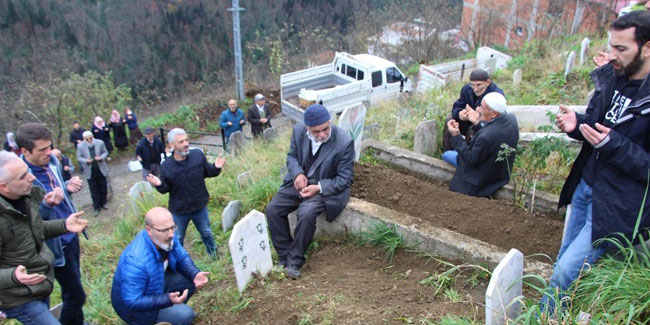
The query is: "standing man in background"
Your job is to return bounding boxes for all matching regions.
[136,127,166,180]
[77,131,109,218]
[248,93,272,138]
[220,99,246,145]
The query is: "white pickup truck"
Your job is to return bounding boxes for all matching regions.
[280,52,412,122]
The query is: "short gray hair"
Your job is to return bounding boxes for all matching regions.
[167,128,186,144]
[0,151,21,183]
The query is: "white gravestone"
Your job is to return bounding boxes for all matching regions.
[229,131,245,156]
[579,37,590,66]
[486,248,523,325]
[222,200,242,232]
[228,210,273,293]
[513,69,522,88]
[413,120,439,157]
[338,103,367,161]
[564,51,576,78]
[128,181,153,214]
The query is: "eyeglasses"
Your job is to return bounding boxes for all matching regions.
[149,225,177,233]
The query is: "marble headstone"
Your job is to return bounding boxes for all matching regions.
[338,103,367,161]
[413,120,439,157]
[513,69,522,88]
[564,51,576,78]
[229,131,245,156]
[222,200,242,232]
[228,210,273,293]
[486,248,523,325]
[579,37,590,66]
[263,127,279,141]
[128,181,153,214]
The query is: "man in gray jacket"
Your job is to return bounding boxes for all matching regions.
[0,151,88,325]
[76,131,109,217]
[266,104,355,279]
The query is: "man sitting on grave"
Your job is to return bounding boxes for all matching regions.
[111,207,209,325]
[442,69,505,151]
[443,92,519,197]
[266,104,355,279]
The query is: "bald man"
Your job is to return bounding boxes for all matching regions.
[51,149,74,182]
[111,207,209,325]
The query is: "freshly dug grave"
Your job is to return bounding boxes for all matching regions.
[206,242,486,324]
[351,162,564,259]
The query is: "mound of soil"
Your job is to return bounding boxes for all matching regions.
[351,162,564,259]
[207,243,486,324]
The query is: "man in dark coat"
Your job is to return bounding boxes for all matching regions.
[442,69,505,151]
[444,92,519,197]
[266,104,355,279]
[541,11,650,315]
[146,128,226,256]
[69,121,85,150]
[136,127,166,180]
[247,93,272,137]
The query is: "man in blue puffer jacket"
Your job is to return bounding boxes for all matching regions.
[111,207,210,325]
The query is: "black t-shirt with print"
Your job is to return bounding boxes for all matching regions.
[582,76,643,186]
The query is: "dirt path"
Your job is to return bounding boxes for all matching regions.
[351,162,564,259]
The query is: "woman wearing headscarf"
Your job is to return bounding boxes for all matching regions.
[124,107,143,145]
[91,116,114,154]
[108,110,129,150]
[3,132,21,155]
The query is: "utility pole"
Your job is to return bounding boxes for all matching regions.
[229,0,245,101]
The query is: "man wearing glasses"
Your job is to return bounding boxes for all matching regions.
[112,207,209,325]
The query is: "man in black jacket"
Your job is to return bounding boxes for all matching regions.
[136,127,166,180]
[247,93,272,138]
[442,69,505,151]
[444,92,518,197]
[146,128,226,256]
[69,121,85,150]
[541,11,650,315]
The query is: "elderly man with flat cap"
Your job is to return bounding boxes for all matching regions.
[135,127,166,180]
[443,69,505,151]
[266,104,355,279]
[443,92,519,197]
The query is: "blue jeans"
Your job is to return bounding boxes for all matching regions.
[540,179,605,314]
[172,206,217,255]
[0,299,60,324]
[156,270,196,325]
[54,236,86,325]
[442,150,458,167]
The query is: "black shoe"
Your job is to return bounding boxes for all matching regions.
[278,259,287,268]
[284,265,301,279]
[101,205,108,210]
[93,209,100,217]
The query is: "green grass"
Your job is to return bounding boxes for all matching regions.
[357,220,406,263]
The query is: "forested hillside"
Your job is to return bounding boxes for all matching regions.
[0,0,462,135]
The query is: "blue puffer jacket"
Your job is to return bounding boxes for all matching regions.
[219,108,246,140]
[111,230,199,325]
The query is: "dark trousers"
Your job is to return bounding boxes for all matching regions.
[88,171,107,210]
[266,186,326,267]
[442,114,477,151]
[54,236,86,325]
[164,269,196,300]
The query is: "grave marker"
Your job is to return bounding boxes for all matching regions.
[222,200,242,232]
[564,51,576,78]
[229,131,245,156]
[228,210,273,293]
[237,171,253,190]
[338,103,367,161]
[128,181,153,214]
[579,37,590,66]
[263,127,278,141]
[486,248,523,324]
[413,120,439,157]
[513,69,522,88]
